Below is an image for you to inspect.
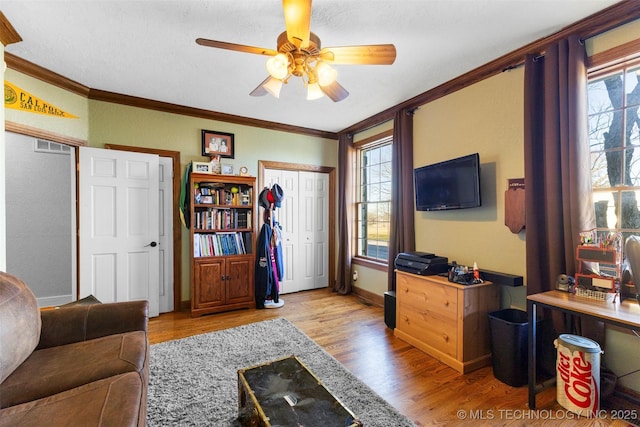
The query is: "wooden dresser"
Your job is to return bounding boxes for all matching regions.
[394,270,500,374]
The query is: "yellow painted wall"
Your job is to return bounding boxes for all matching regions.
[351,70,527,308]
[413,69,527,308]
[87,100,337,301]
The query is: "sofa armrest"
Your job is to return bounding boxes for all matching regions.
[36,300,149,350]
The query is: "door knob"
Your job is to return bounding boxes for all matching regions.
[145,241,158,247]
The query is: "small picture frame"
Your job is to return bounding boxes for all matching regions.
[202,129,234,159]
[192,161,212,174]
[221,163,234,175]
[209,155,222,174]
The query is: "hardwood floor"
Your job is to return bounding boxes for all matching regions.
[149,288,637,426]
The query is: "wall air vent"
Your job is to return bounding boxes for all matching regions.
[34,139,71,155]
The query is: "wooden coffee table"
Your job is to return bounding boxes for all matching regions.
[238,355,361,426]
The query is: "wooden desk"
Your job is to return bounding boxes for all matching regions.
[527,290,640,409]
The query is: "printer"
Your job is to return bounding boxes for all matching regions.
[394,252,449,276]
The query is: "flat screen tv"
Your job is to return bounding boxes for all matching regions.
[414,153,481,211]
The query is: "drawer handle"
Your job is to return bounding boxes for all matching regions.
[442,334,449,342]
[403,315,409,323]
[444,300,449,307]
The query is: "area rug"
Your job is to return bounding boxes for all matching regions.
[147,318,415,426]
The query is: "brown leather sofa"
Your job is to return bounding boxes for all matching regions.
[0,271,149,426]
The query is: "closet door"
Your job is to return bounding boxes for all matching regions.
[313,172,329,288]
[299,171,329,289]
[280,170,299,293]
[263,168,328,293]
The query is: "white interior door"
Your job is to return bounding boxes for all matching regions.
[158,156,174,313]
[300,171,329,289]
[311,171,329,288]
[79,147,160,317]
[299,172,316,290]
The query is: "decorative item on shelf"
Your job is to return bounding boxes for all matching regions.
[192,161,212,174]
[221,164,234,175]
[239,166,249,176]
[201,129,235,159]
[556,274,575,292]
[209,155,222,174]
[575,287,617,303]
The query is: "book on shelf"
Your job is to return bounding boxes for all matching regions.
[193,232,250,257]
[194,208,252,230]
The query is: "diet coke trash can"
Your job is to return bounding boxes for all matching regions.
[554,334,602,418]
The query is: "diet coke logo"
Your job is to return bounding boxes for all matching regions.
[557,348,599,417]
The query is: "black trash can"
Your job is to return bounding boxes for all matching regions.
[488,308,528,387]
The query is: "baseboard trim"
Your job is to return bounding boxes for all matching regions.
[613,384,640,406]
[352,286,384,307]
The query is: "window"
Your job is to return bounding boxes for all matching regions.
[355,133,392,264]
[587,56,640,243]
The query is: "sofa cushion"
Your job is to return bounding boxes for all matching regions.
[0,272,41,383]
[0,331,147,408]
[0,372,143,427]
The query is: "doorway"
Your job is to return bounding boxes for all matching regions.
[3,131,181,312]
[259,160,336,293]
[5,132,77,306]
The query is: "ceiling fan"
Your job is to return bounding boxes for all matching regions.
[196,0,396,102]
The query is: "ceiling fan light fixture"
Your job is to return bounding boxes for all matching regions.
[306,82,324,100]
[316,61,337,86]
[266,53,289,80]
[262,76,284,98]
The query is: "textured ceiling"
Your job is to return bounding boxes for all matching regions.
[3,0,623,133]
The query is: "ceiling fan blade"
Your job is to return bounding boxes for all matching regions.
[250,76,283,98]
[320,80,349,102]
[283,0,311,48]
[196,38,277,56]
[320,44,397,65]
[250,77,269,97]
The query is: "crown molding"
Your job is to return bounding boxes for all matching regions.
[0,12,21,46]
[88,89,337,140]
[4,52,90,96]
[4,55,337,140]
[339,0,640,136]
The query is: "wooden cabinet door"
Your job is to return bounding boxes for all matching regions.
[226,256,253,304]
[194,258,224,308]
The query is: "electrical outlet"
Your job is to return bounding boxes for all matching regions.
[352,271,358,281]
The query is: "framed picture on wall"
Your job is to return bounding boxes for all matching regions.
[201,129,234,159]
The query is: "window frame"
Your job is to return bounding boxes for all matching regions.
[352,130,393,270]
[586,39,640,253]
